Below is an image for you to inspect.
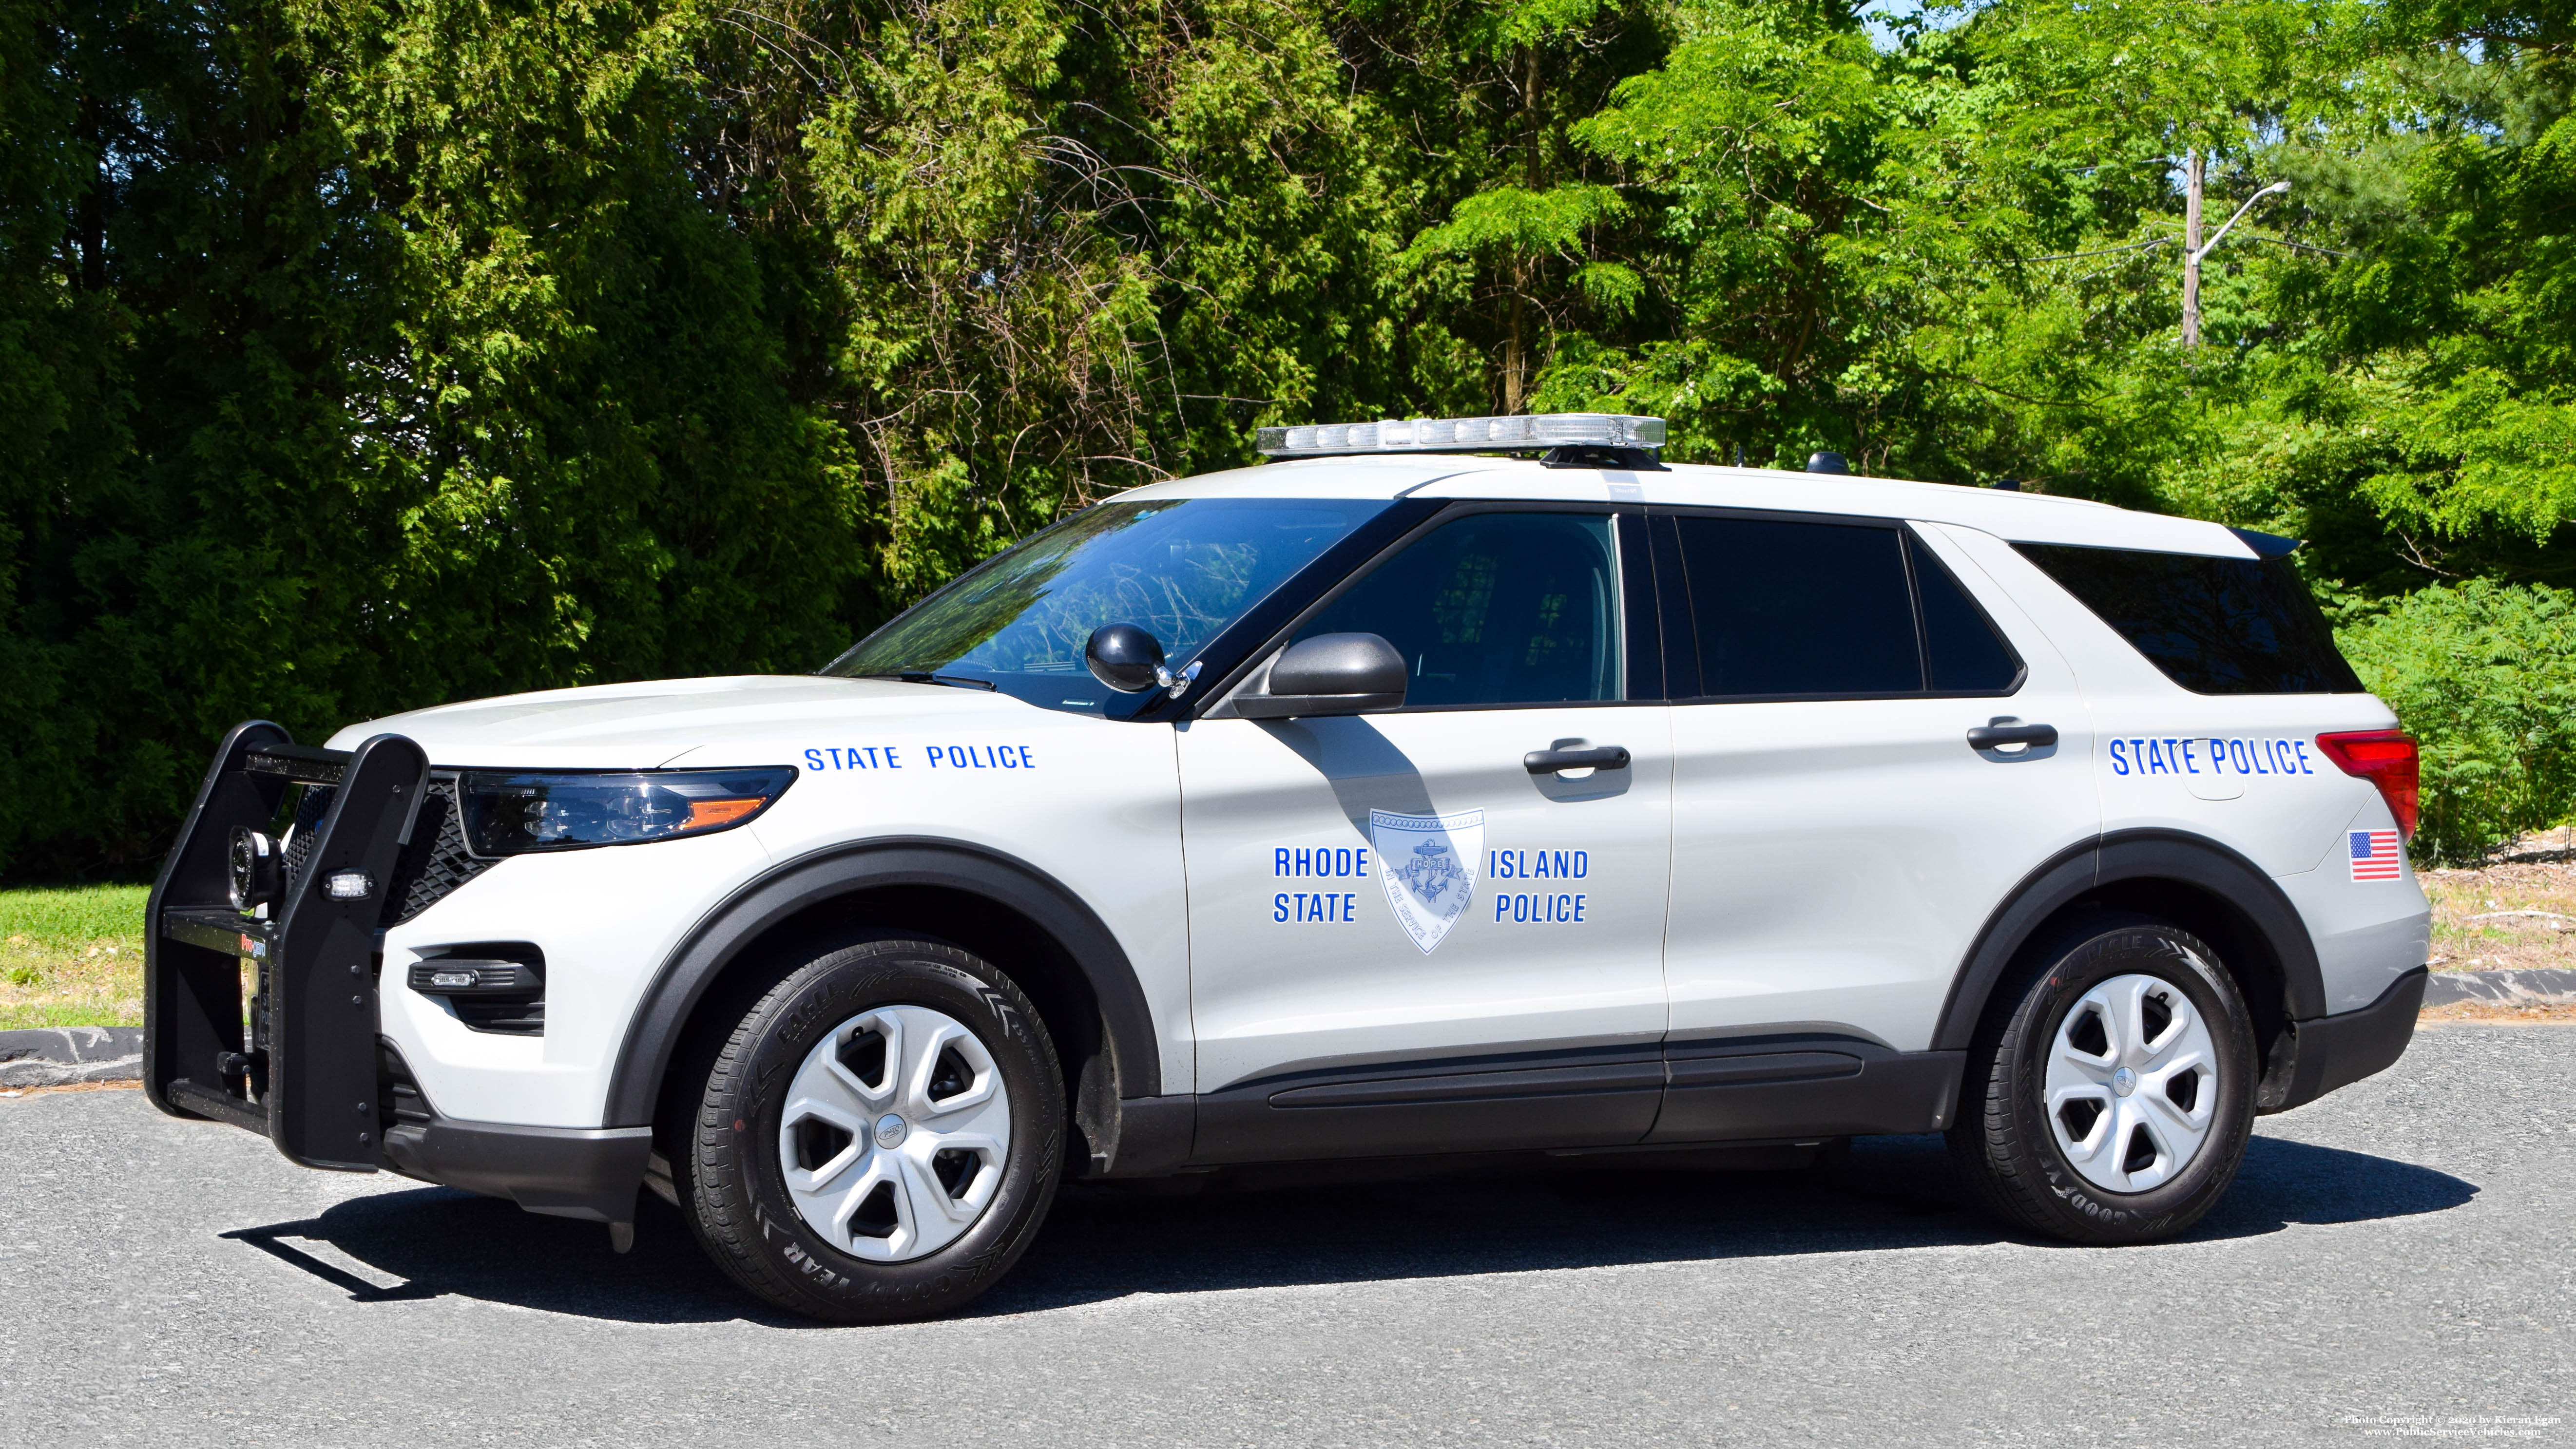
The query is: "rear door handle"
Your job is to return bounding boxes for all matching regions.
[1966,718,2057,750]
[1525,745,1631,774]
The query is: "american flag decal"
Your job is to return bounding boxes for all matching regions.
[2348,830,2403,881]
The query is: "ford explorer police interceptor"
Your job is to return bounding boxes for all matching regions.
[144,413,2431,1322]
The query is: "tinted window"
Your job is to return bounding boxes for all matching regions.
[1295,512,1622,706]
[1909,534,2021,692]
[2015,544,2364,695]
[826,497,1388,714]
[1677,517,1920,695]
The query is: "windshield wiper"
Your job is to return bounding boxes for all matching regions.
[861,671,999,691]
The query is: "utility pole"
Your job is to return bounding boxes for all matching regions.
[2181,158,2291,349]
[2182,152,2204,347]
[1504,46,1541,414]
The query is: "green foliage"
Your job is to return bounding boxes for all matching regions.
[2362,367,2576,545]
[0,0,2572,875]
[2340,581,2576,863]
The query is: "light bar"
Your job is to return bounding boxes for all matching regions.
[1256,413,1667,458]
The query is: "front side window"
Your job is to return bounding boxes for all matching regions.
[2015,543,2363,695]
[1293,511,1624,707]
[826,497,1391,713]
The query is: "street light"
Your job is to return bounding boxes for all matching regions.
[2183,154,2290,347]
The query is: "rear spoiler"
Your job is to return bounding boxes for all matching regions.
[142,722,429,1171]
[2228,526,2302,557]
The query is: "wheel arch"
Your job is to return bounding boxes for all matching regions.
[1932,830,2326,1083]
[603,838,1164,1166]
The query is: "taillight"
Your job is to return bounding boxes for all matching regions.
[2316,730,2420,840]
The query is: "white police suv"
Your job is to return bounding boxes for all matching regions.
[145,413,2431,1321]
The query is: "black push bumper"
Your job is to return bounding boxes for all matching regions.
[149,722,650,1238]
[144,722,431,1170]
[2261,966,2427,1114]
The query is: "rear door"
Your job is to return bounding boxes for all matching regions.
[1178,505,1674,1161]
[1652,509,2101,1139]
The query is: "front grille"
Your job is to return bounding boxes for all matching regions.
[278,774,497,926]
[282,784,334,896]
[384,777,500,925]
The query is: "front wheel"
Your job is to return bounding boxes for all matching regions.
[680,939,1065,1322]
[1949,919,2257,1244]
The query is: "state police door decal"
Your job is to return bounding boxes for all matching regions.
[1369,808,1484,953]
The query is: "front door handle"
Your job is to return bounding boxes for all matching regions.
[1966,718,2058,751]
[1525,745,1631,775]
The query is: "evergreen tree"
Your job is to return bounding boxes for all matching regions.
[0,0,2568,872]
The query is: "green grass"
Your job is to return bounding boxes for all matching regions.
[0,884,150,1030]
[2,883,150,945]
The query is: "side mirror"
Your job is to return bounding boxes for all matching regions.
[1085,623,1167,693]
[1236,633,1407,719]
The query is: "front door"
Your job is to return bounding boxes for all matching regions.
[1178,506,1673,1161]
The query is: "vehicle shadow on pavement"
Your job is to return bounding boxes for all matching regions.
[218,1191,803,1327]
[217,1131,2474,1325]
[982,1133,2479,1314]
[2194,1132,2479,1239]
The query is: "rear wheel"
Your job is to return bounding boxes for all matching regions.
[1949,918,2257,1244]
[680,939,1064,1322]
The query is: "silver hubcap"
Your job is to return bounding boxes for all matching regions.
[2045,973,2219,1194]
[776,1004,1011,1262]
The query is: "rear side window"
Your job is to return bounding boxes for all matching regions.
[1671,516,2022,698]
[2015,544,2364,695]
[1677,517,1919,695]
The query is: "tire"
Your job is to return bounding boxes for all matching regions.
[679,938,1065,1322]
[1947,916,2257,1244]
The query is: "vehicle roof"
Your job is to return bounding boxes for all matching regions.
[1119,455,2257,558]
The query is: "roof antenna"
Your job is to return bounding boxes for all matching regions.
[1807,451,1848,474]
[1731,442,1744,467]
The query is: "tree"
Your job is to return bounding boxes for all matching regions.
[2,0,2572,874]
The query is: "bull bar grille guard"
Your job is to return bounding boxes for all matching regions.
[143,722,432,1171]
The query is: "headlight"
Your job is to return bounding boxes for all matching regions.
[457,767,797,857]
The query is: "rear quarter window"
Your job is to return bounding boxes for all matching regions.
[2014,543,2364,695]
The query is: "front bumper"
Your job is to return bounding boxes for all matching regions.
[2260,965,2427,1114]
[145,723,687,1239]
[381,1114,652,1227]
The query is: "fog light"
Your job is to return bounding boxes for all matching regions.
[427,969,478,989]
[323,869,374,901]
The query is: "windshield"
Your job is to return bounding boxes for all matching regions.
[823,497,1392,714]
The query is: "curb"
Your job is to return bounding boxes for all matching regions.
[2421,968,2576,1009]
[0,1027,144,1087]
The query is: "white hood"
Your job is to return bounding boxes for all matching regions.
[324,674,1045,769]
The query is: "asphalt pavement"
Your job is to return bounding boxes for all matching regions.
[3,1022,2569,1447]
